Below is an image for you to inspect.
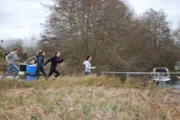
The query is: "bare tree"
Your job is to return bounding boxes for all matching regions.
[140,9,178,70]
[3,39,38,62]
[40,1,180,73]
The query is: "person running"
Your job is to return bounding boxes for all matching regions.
[44,51,64,80]
[83,55,96,75]
[1,48,19,79]
[35,50,48,80]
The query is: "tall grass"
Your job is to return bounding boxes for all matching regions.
[0,75,179,120]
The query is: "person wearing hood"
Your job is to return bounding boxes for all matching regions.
[83,55,96,75]
[44,51,64,80]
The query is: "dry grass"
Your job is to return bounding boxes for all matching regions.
[0,75,180,120]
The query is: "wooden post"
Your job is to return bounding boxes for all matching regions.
[4,65,6,74]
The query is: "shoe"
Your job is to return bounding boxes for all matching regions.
[52,76,56,80]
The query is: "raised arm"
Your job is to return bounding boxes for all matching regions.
[34,56,38,64]
[44,57,54,66]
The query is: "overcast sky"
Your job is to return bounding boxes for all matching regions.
[0,0,50,41]
[128,0,180,28]
[0,0,180,40]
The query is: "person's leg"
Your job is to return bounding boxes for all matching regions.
[54,69,60,78]
[35,65,40,78]
[84,72,90,75]
[40,67,48,79]
[48,67,54,78]
[1,64,13,79]
[11,64,19,78]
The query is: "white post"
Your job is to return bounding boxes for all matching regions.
[101,72,104,76]
[126,72,129,80]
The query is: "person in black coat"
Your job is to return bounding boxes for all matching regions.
[44,51,64,80]
[35,50,48,80]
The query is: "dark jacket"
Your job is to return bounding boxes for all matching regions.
[44,56,63,68]
[36,55,45,67]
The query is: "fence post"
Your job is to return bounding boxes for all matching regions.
[157,72,162,88]
[126,72,129,80]
[101,71,104,76]
[3,65,6,74]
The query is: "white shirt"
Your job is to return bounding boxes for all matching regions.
[83,60,96,72]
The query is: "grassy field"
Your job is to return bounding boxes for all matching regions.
[0,75,180,120]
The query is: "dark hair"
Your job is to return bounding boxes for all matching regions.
[85,55,91,60]
[13,48,19,51]
[55,51,60,56]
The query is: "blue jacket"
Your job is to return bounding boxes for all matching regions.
[36,55,45,67]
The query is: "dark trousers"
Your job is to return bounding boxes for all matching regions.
[35,65,48,78]
[84,72,90,75]
[48,67,60,78]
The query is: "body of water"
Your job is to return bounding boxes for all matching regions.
[171,80,180,90]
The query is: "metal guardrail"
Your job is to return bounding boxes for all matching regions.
[101,71,180,80]
[0,64,26,74]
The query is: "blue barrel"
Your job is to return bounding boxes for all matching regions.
[26,65,37,81]
[26,76,37,81]
[26,65,36,75]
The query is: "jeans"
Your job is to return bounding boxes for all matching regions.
[48,67,60,78]
[2,63,19,79]
[35,64,48,78]
[84,72,90,75]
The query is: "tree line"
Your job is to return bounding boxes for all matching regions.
[40,0,180,73]
[5,0,180,73]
